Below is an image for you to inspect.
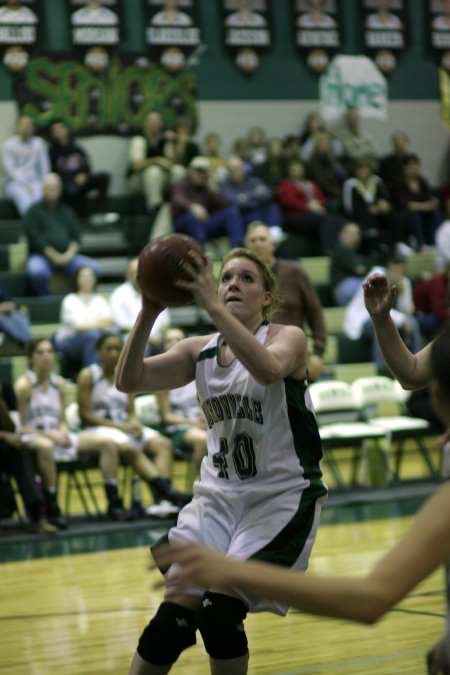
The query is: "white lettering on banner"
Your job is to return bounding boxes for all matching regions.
[433,31,450,48]
[297,30,339,47]
[0,25,35,44]
[147,27,200,45]
[73,27,119,45]
[226,28,270,46]
[365,30,404,48]
[320,55,387,120]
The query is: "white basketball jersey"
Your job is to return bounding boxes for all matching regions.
[195,323,325,495]
[167,380,200,432]
[24,370,61,431]
[88,363,128,423]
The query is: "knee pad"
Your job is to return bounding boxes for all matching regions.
[196,591,249,660]
[137,601,197,666]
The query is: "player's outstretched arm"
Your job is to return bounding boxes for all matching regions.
[363,273,432,389]
[159,482,450,625]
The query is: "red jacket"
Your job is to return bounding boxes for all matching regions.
[413,273,450,321]
[277,178,327,219]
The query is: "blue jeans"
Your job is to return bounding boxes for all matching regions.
[173,206,245,248]
[27,254,102,296]
[363,316,422,365]
[241,202,283,228]
[410,211,440,248]
[0,310,31,345]
[54,329,103,368]
[335,277,362,306]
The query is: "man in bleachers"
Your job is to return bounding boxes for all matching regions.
[2,114,50,216]
[245,221,326,381]
[24,173,101,296]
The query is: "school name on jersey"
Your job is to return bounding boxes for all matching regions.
[0,25,35,44]
[226,28,270,46]
[30,405,59,428]
[432,31,450,48]
[365,30,404,48]
[72,26,119,45]
[297,29,339,47]
[147,27,200,45]
[202,394,263,429]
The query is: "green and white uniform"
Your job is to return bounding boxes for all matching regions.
[167,322,328,615]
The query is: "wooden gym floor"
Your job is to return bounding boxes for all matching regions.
[0,445,445,674]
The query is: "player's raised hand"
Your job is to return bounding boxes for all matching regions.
[363,273,397,319]
[177,252,218,311]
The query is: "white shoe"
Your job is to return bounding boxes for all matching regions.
[269,226,286,245]
[145,500,180,518]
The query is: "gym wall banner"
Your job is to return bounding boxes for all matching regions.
[69,0,122,73]
[428,0,450,72]
[319,54,388,122]
[144,0,202,73]
[13,53,198,135]
[0,0,43,73]
[222,0,271,74]
[293,0,342,75]
[361,0,408,76]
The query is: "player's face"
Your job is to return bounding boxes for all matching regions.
[31,340,55,373]
[218,257,271,319]
[98,337,123,369]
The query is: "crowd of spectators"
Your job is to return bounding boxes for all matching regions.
[0,105,448,533]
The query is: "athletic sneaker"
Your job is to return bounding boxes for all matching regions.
[28,518,58,535]
[146,500,180,518]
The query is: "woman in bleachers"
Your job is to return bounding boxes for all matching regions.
[54,266,115,371]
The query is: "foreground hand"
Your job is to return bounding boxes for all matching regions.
[427,634,450,674]
[363,273,397,319]
[153,542,236,590]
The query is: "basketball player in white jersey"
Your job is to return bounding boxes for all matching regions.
[14,337,132,523]
[116,247,327,675]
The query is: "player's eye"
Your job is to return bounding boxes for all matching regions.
[221,273,231,282]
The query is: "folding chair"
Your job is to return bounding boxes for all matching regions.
[351,376,439,481]
[309,380,389,487]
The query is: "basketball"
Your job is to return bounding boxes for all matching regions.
[137,233,205,307]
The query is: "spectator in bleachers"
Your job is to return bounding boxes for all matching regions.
[48,119,119,226]
[392,154,441,252]
[335,106,377,170]
[219,155,283,231]
[109,257,171,351]
[277,158,344,254]
[0,379,57,534]
[164,116,200,172]
[413,264,450,339]
[24,173,101,296]
[171,156,245,248]
[231,137,253,174]
[14,337,128,525]
[0,283,31,348]
[254,137,287,189]
[299,111,342,163]
[435,219,450,267]
[202,132,228,184]
[156,326,207,472]
[342,157,399,254]
[245,221,326,381]
[306,131,346,213]
[54,266,114,370]
[283,134,302,163]
[77,332,192,513]
[330,222,381,306]
[378,130,411,194]
[245,126,267,167]
[2,114,50,216]
[344,255,421,365]
[127,110,182,218]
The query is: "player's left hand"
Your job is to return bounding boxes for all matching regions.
[153,542,235,591]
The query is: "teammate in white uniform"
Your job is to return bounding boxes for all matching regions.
[78,332,192,511]
[14,337,136,523]
[116,247,327,675]
[156,326,207,472]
